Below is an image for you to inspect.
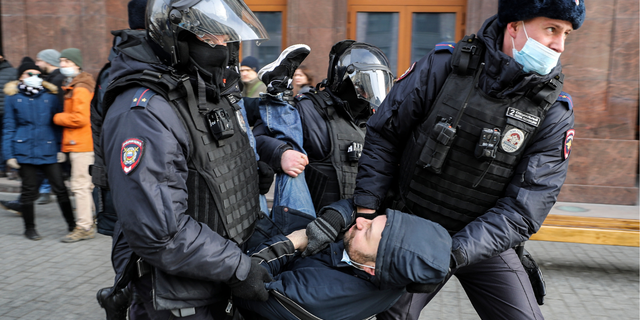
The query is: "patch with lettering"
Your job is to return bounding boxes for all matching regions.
[501,128,525,153]
[563,129,575,160]
[121,138,144,174]
[506,107,540,127]
[397,62,416,82]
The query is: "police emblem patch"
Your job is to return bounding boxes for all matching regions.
[235,110,247,134]
[501,128,525,153]
[564,129,575,160]
[397,62,416,82]
[121,138,144,174]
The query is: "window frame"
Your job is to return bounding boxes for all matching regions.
[244,1,287,50]
[348,1,466,76]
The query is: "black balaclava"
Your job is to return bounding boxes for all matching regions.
[335,77,371,119]
[184,33,229,103]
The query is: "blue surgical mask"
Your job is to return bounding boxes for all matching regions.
[511,22,561,75]
[341,250,375,271]
[23,76,43,88]
[60,67,77,78]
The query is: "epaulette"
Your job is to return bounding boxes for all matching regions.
[434,42,456,54]
[130,87,157,109]
[295,93,307,101]
[556,92,573,110]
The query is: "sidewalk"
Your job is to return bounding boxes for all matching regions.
[0,178,637,319]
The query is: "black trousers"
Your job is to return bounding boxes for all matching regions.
[19,163,70,204]
[377,248,544,320]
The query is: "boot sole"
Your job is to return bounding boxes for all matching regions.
[258,44,311,83]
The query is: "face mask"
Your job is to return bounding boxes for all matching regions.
[341,250,375,271]
[188,39,229,86]
[23,75,43,88]
[511,22,561,75]
[60,67,78,78]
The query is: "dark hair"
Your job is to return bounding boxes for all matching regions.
[296,65,313,86]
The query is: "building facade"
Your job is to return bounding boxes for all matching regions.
[2,0,637,205]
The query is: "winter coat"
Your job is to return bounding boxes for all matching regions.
[0,60,17,115]
[2,81,62,164]
[242,76,266,98]
[53,71,96,152]
[353,15,575,268]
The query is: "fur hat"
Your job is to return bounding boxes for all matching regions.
[128,0,148,30]
[498,0,586,30]
[241,56,259,71]
[60,48,83,69]
[37,49,61,67]
[17,57,41,78]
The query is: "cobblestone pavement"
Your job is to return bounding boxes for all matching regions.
[0,192,637,320]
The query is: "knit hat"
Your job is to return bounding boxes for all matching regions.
[498,0,586,30]
[17,57,42,78]
[37,49,61,67]
[241,56,259,71]
[60,48,83,69]
[128,0,148,30]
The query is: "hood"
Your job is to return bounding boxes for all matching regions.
[373,210,451,290]
[4,80,59,96]
[109,29,170,83]
[476,15,563,99]
[67,72,96,93]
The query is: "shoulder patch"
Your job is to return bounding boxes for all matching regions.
[563,129,575,160]
[131,87,157,108]
[435,42,456,54]
[557,92,573,110]
[397,62,416,82]
[121,138,145,174]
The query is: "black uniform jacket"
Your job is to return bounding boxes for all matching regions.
[353,15,575,268]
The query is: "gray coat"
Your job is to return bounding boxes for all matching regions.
[0,60,17,115]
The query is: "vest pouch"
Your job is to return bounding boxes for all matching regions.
[417,117,457,174]
[207,108,234,141]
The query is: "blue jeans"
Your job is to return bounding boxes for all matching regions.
[259,93,315,217]
[237,99,269,215]
[39,179,51,194]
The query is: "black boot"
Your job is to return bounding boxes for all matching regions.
[21,203,41,240]
[97,286,131,320]
[58,200,76,232]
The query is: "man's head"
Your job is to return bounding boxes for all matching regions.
[36,49,60,73]
[59,48,82,78]
[326,40,394,113]
[240,56,260,83]
[17,57,42,81]
[145,0,268,69]
[343,215,388,276]
[499,0,586,75]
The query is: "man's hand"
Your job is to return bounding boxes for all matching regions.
[6,158,20,169]
[302,208,345,257]
[227,259,273,302]
[287,229,308,252]
[281,150,308,177]
[57,152,67,163]
[257,161,274,194]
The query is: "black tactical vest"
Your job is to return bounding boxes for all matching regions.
[102,62,259,245]
[398,35,563,233]
[302,91,366,211]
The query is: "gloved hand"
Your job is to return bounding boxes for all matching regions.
[302,208,345,257]
[57,152,67,163]
[227,259,272,302]
[6,158,20,169]
[257,161,274,195]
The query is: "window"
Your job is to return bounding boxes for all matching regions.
[348,1,466,76]
[242,1,287,69]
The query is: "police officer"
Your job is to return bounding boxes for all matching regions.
[254,41,394,214]
[99,0,274,318]
[304,1,585,319]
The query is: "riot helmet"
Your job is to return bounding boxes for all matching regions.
[146,0,268,67]
[327,41,394,109]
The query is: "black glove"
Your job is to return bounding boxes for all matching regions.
[302,208,345,257]
[228,259,273,302]
[257,161,274,195]
[520,249,546,305]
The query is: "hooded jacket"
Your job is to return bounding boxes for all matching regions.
[53,71,96,152]
[237,200,451,320]
[3,81,62,164]
[353,15,575,268]
[0,60,16,115]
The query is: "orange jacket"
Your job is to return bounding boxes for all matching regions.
[53,72,96,152]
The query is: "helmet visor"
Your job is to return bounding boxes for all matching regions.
[179,0,269,46]
[348,65,394,108]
